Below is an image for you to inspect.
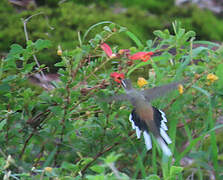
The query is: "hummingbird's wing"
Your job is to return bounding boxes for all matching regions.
[142,81,182,101]
[101,94,129,103]
[107,94,129,102]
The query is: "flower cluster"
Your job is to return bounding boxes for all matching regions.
[100,43,153,62]
[178,84,184,94]
[129,52,154,62]
[100,43,154,83]
[110,72,125,83]
[206,73,218,85]
[137,77,148,88]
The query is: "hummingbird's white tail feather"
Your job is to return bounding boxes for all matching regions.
[135,127,141,139]
[129,113,141,139]
[143,131,152,150]
[159,110,167,122]
[129,113,136,129]
[157,137,172,157]
[160,128,172,144]
[161,121,168,131]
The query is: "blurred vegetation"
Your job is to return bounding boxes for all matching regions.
[1,0,223,179]
[1,0,223,71]
[0,19,223,179]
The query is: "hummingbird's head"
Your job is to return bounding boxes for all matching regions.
[121,79,132,91]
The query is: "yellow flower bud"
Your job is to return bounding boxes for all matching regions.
[178,84,184,94]
[57,45,62,56]
[194,73,201,79]
[44,167,53,173]
[207,73,218,83]
[137,77,148,88]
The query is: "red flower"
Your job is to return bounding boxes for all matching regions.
[110,72,125,83]
[129,52,154,62]
[100,43,114,58]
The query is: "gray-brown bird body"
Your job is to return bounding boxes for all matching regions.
[116,79,183,156]
[124,86,160,138]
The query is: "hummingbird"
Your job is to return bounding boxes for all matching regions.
[110,79,183,156]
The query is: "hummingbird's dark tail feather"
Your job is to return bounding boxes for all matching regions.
[129,108,172,156]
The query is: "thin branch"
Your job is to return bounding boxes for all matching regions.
[81,131,135,175]
[19,130,35,158]
[81,142,120,174]
[21,12,53,81]
[54,79,71,165]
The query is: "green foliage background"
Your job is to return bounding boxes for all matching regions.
[1,0,223,71]
[0,0,223,179]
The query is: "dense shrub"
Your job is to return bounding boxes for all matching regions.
[0,21,223,179]
[1,0,223,71]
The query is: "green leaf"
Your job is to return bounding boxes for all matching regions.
[0,120,6,131]
[43,147,57,168]
[153,30,166,39]
[86,174,105,180]
[170,166,183,176]
[104,152,122,164]
[145,175,161,180]
[54,61,66,67]
[146,40,153,49]
[125,31,143,49]
[194,41,220,48]
[23,62,35,73]
[61,161,77,171]
[34,39,52,51]
[72,47,83,69]
[9,44,24,56]
[192,47,209,58]
[216,64,223,89]
[192,85,211,98]
[183,31,196,41]
[103,26,112,32]
[175,124,223,164]
[81,157,93,166]
[5,44,24,65]
[177,28,185,39]
[127,61,151,76]
[90,165,105,173]
[83,21,113,42]
[0,83,10,93]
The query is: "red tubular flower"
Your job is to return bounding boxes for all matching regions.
[100,43,113,58]
[110,72,125,83]
[129,52,154,62]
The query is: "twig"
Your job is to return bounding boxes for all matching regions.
[84,57,111,81]
[100,108,110,151]
[81,142,120,174]
[19,130,36,158]
[21,12,53,82]
[81,131,135,175]
[33,146,45,167]
[54,80,71,166]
